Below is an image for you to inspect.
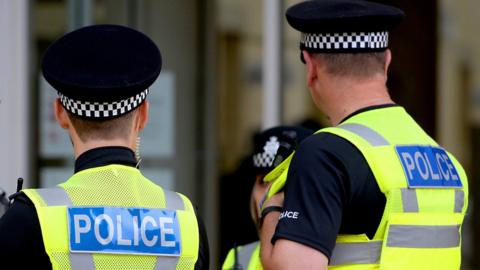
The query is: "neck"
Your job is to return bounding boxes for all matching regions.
[321,75,393,126]
[72,138,134,159]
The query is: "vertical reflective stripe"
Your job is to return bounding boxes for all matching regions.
[454,190,464,213]
[329,241,382,265]
[387,225,461,248]
[70,253,95,270]
[338,123,389,146]
[401,188,419,212]
[163,189,185,211]
[154,256,179,270]
[237,241,258,268]
[35,187,73,206]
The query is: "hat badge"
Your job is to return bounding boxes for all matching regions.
[264,136,280,156]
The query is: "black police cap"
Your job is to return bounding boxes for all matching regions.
[253,126,314,174]
[42,24,162,119]
[286,0,405,55]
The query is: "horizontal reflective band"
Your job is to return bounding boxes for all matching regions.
[330,241,382,265]
[338,123,389,146]
[36,187,73,206]
[401,188,419,213]
[387,225,461,248]
[70,253,95,270]
[454,190,464,213]
[154,256,179,270]
[164,189,185,211]
[238,241,259,268]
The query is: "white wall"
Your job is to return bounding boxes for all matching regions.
[0,0,30,195]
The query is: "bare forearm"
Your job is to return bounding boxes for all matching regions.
[259,210,329,270]
[260,211,281,270]
[258,193,328,269]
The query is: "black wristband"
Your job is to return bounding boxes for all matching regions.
[259,206,283,228]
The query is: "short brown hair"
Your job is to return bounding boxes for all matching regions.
[314,52,386,78]
[67,110,137,142]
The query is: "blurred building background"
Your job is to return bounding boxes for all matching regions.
[0,0,479,268]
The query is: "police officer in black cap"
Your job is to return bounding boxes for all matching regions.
[258,1,468,269]
[0,25,209,269]
[222,126,313,270]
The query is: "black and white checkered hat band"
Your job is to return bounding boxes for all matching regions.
[301,31,389,51]
[253,151,276,169]
[58,89,149,119]
[253,152,276,168]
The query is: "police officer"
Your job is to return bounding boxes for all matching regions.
[222,126,313,270]
[0,25,208,269]
[258,1,468,269]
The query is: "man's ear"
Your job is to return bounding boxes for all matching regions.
[137,101,149,132]
[303,51,317,89]
[54,98,70,129]
[384,49,392,76]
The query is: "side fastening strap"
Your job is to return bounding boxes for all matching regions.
[330,241,382,265]
[338,123,390,146]
[401,188,419,212]
[454,190,464,213]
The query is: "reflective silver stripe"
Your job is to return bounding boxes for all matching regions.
[154,256,180,270]
[70,253,95,270]
[387,225,461,248]
[238,241,258,268]
[454,190,464,213]
[401,188,419,212]
[154,190,185,269]
[338,123,389,146]
[164,189,185,211]
[36,189,93,269]
[330,241,382,265]
[35,187,73,206]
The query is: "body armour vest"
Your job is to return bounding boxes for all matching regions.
[264,106,468,269]
[23,164,199,270]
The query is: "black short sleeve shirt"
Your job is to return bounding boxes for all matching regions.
[272,132,386,258]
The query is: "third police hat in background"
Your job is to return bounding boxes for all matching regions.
[253,126,314,174]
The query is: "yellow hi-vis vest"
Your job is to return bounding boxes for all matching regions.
[264,106,468,269]
[23,164,199,270]
[222,241,262,270]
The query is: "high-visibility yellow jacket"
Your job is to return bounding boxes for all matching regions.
[222,241,262,270]
[23,164,199,270]
[264,106,468,269]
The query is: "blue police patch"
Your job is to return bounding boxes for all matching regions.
[395,145,462,188]
[68,207,181,256]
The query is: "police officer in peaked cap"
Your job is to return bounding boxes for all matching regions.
[222,126,314,270]
[0,25,209,270]
[257,1,468,269]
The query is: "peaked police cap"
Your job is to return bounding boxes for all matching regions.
[42,24,162,119]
